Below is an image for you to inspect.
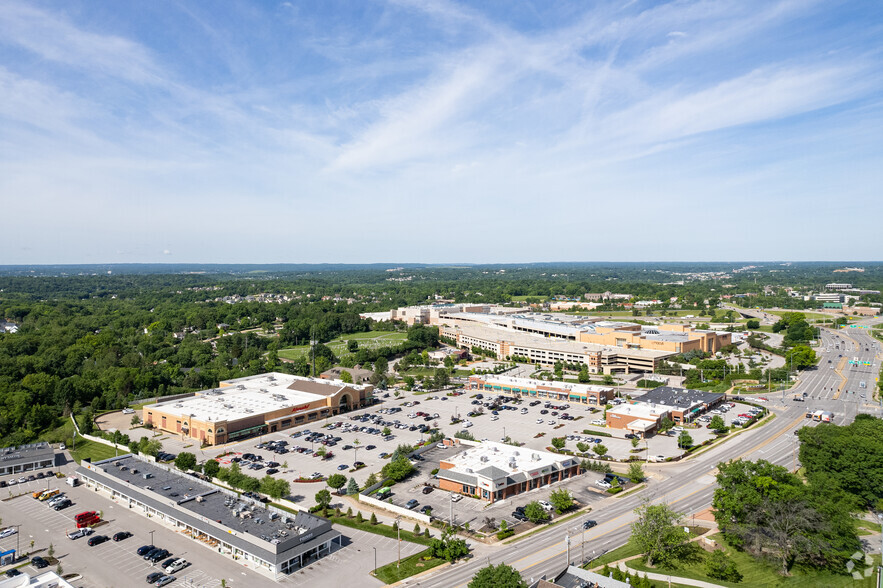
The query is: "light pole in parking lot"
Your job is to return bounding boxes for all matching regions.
[149,530,154,546]
[395,515,401,568]
[372,546,377,576]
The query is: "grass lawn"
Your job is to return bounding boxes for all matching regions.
[373,549,446,584]
[588,541,643,568]
[624,533,879,588]
[765,310,830,320]
[856,519,882,536]
[278,330,407,361]
[325,513,433,546]
[69,438,120,464]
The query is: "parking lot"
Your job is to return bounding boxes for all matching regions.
[0,468,266,588]
[122,389,763,511]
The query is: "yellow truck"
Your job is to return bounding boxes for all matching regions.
[38,489,60,501]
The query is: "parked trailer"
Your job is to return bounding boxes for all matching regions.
[812,410,825,422]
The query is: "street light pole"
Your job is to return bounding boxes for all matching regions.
[396,516,401,568]
[565,533,571,566]
[149,530,155,546]
[373,546,377,576]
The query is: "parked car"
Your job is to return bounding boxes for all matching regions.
[87,535,109,547]
[511,510,527,521]
[595,479,611,489]
[165,558,189,574]
[53,499,73,510]
[67,528,92,540]
[405,499,419,510]
[422,486,433,494]
[538,500,554,512]
[30,556,49,569]
[113,531,133,542]
[146,572,164,584]
[154,576,176,587]
[5,569,21,578]
[0,528,18,539]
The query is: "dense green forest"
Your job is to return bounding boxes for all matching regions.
[0,262,880,446]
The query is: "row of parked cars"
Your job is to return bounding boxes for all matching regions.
[137,544,190,586]
[0,470,53,488]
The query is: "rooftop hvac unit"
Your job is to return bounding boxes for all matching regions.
[532,453,540,461]
[480,456,488,462]
[465,468,473,474]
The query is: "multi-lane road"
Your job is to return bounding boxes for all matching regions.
[413,322,881,588]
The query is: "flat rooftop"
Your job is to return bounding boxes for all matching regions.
[0,442,54,464]
[607,402,669,420]
[443,441,567,480]
[445,322,671,359]
[83,454,330,560]
[638,386,725,409]
[147,372,368,423]
[472,375,613,396]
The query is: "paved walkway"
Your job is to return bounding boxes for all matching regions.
[614,561,725,588]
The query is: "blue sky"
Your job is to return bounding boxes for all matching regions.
[1,0,881,264]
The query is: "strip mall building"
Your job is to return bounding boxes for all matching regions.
[466,375,616,406]
[142,373,373,446]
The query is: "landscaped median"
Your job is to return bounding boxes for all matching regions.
[372,550,446,584]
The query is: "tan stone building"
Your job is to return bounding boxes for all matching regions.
[142,373,372,445]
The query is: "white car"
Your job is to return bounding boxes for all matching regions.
[0,528,17,539]
[463,421,473,428]
[536,419,543,424]
[67,527,92,540]
[490,416,499,421]
[594,479,611,489]
[165,559,189,574]
[451,494,464,502]
[538,500,554,511]
[590,419,606,426]
[548,420,556,425]
[648,455,666,463]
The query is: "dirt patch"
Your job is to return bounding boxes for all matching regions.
[95,410,141,434]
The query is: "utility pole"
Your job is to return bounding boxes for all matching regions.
[565,533,571,566]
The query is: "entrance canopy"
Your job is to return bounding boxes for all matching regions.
[626,420,655,432]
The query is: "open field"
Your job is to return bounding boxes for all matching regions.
[625,533,879,588]
[278,330,408,360]
[765,310,832,320]
[69,438,120,464]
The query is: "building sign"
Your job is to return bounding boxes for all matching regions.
[289,404,311,413]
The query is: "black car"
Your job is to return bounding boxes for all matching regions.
[137,545,155,556]
[143,547,162,560]
[87,535,109,547]
[113,531,133,542]
[583,520,597,529]
[5,568,21,578]
[146,572,164,584]
[149,549,171,563]
[31,556,49,569]
[422,486,433,494]
[266,468,278,475]
[160,557,178,569]
[53,499,73,510]
[511,511,527,521]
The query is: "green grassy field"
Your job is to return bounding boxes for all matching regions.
[278,330,408,361]
[69,438,120,464]
[624,533,879,588]
[765,310,831,320]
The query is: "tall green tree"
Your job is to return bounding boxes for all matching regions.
[629,501,690,567]
[468,563,527,588]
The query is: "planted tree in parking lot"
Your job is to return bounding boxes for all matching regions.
[347,477,360,495]
[677,431,693,449]
[523,501,550,523]
[709,415,727,433]
[658,417,674,434]
[315,489,332,514]
[174,452,197,471]
[381,454,415,482]
[202,459,220,479]
[549,489,574,513]
[551,437,566,451]
[593,443,608,457]
[576,442,590,454]
[326,473,347,493]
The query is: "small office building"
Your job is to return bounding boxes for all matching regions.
[437,442,580,503]
[638,386,726,424]
[0,443,55,476]
[77,454,341,578]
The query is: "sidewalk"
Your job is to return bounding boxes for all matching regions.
[614,561,725,588]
